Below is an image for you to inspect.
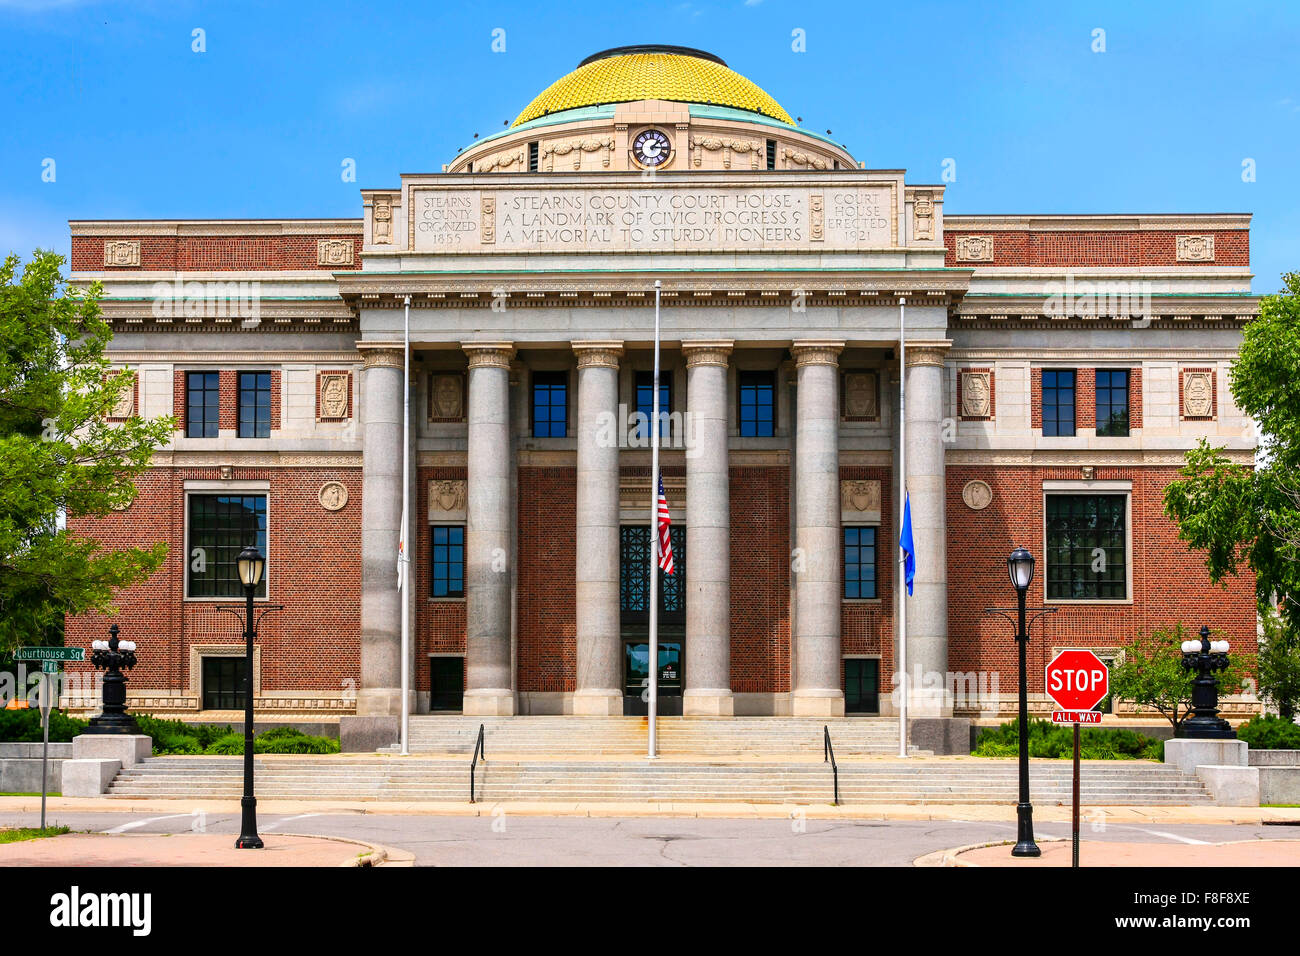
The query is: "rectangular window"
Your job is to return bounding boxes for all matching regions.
[185,371,220,438]
[765,139,776,170]
[430,525,465,598]
[532,371,568,438]
[845,659,879,714]
[739,370,776,437]
[635,370,672,441]
[1041,369,1076,437]
[187,494,267,598]
[843,526,877,599]
[528,141,539,172]
[1046,494,1127,600]
[1095,369,1130,437]
[237,371,271,439]
[202,656,248,711]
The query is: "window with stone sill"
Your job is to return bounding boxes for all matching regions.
[1041,369,1076,437]
[185,371,220,438]
[738,370,775,437]
[843,525,878,600]
[430,525,465,599]
[1045,494,1127,600]
[532,370,568,438]
[186,494,267,598]
[1095,369,1130,437]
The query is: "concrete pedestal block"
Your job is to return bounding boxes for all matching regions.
[339,715,399,753]
[61,759,121,797]
[1195,765,1260,806]
[1259,767,1300,804]
[1164,738,1248,774]
[905,688,953,718]
[462,690,515,717]
[683,690,735,717]
[571,690,623,716]
[908,717,971,755]
[72,734,151,767]
[791,691,845,718]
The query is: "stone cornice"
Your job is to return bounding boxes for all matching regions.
[945,449,1255,466]
[943,214,1252,232]
[682,340,734,367]
[948,348,1242,362]
[573,340,625,369]
[108,350,362,363]
[69,219,363,236]
[151,451,363,467]
[463,342,516,369]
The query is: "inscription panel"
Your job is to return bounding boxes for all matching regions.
[411,185,895,253]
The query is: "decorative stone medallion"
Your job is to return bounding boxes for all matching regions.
[962,480,993,511]
[429,479,467,515]
[840,479,881,515]
[843,371,879,419]
[960,371,992,418]
[955,235,994,262]
[429,373,464,421]
[319,373,350,420]
[1176,235,1215,262]
[1182,370,1214,418]
[317,238,354,267]
[103,240,140,267]
[319,481,349,511]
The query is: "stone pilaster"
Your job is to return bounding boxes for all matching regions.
[356,346,404,717]
[462,342,516,716]
[790,341,845,717]
[572,341,624,715]
[904,341,951,716]
[682,342,734,716]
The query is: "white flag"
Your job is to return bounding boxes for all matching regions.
[396,505,407,591]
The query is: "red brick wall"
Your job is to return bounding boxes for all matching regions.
[729,466,791,694]
[944,230,1249,268]
[1030,368,1042,429]
[70,233,362,272]
[945,465,1257,695]
[65,467,363,696]
[1077,368,1096,429]
[1130,368,1143,429]
[840,466,895,687]
[516,466,576,693]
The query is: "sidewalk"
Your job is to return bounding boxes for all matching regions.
[2,795,1296,825]
[0,831,413,867]
[917,838,1300,867]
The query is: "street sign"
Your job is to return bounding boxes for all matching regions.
[13,646,85,662]
[1044,648,1109,713]
[40,661,60,674]
[1051,710,1102,724]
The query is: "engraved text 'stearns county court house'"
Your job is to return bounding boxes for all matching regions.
[67,46,1260,743]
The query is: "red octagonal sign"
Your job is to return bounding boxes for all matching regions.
[1044,648,1109,712]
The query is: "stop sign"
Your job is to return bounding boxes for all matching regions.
[1044,649,1109,712]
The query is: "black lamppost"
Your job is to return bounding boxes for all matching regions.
[1180,625,1236,739]
[235,546,265,850]
[87,624,140,734]
[1007,547,1040,858]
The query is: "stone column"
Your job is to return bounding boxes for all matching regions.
[904,341,951,716]
[682,341,734,716]
[572,341,624,715]
[791,341,845,717]
[356,346,404,718]
[462,342,516,716]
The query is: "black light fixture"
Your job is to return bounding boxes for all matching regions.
[1007,546,1040,857]
[235,545,265,850]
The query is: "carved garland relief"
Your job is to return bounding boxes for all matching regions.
[840,480,881,515]
[955,235,994,262]
[104,240,140,267]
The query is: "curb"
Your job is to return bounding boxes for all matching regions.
[277,832,415,868]
[913,837,1069,867]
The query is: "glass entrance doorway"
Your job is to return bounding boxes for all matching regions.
[845,658,880,714]
[619,523,685,716]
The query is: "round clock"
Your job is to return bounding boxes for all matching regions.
[631,128,672,168]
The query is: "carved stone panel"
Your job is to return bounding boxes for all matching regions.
[840,479,881,516]
[373,195,394,244]
[961,480,993,511]
[1182,370,1215,418]
[843,371,879,420]
[428,479,467,521]
[317,239,354,267]
[108,371,135,419]
[428,373,465,422]
[912,190,934,241]
[955,235,994,262]
[960,371,992,419]
[103,240,140,267]
[318,481,349,512]
[1176,235,1215,262]
[810,194,825,241]
[318,372,351,421]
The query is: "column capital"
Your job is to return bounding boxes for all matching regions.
[462,341,516,370]
[904,340,952,368]
[572,340,624,369]
[360,346,404,370]
[791,340,845,367]
[682,340,734,368]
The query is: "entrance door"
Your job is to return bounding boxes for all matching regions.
[619,524,685,715]
[845,659,880,714]
[622,639,684,716]
[430,656,464,712]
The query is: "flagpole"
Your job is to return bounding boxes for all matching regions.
[898,294,907,759]
[400,294,411,756]
[648,280,661,760]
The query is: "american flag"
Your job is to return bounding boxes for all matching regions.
[656,472,674,575]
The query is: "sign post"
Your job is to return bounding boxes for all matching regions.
[1044,648,1110,869]
[15,649,82,831]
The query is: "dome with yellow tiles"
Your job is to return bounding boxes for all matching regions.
[512,45,795,127]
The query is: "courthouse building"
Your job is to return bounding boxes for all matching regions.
[67,45,1260,740]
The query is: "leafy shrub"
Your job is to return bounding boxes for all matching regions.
[0,708,88,743]
[1237,714,1300,750]
[973,718,1162,760]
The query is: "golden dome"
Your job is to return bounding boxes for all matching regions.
[512,45,794,127]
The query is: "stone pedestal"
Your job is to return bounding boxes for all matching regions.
[72,733,151,767]
[61,759,121,797]
[1164,737,1249,773]
[791,342,845,718]
[339,715,399,752]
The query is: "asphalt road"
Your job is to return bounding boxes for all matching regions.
[1,809,1295,866]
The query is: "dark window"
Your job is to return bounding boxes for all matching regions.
[1095,369,1130,437]
[187,494,268,598]
[430,525,465,598]
[532,371,568,437]
[635,370,672,441]
[1042,369,1076,437]
[739,370,776,437]
[466,161,473,173]
[237,371,271,439]
[201,656,248,710]
[185,371,220,438]
[1046,494,1127,600]
[429,657,463,712]
[765,139,776,170]
[619,524,686,623]
[843,526,877,599]
[845,659,880,714]
[528,141,539,172]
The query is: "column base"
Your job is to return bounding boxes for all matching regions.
[462,689,516,717]
[355,687,403,717]
[683,690,735,717]
[571,690,623,716]
[791,691,845,718]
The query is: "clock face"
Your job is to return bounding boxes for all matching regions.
[632,128,672,167]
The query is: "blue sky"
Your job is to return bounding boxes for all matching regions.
[1,0,1296,290]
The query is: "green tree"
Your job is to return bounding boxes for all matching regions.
[0,250,172,650]
[1110,624,1253,734]
[1257,605,1300,721]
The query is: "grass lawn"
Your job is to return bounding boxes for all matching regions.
[0,792,62,797]
[0,826,70,843]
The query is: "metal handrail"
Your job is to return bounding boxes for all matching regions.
[469,723,486,803]
[823,725,839,806]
